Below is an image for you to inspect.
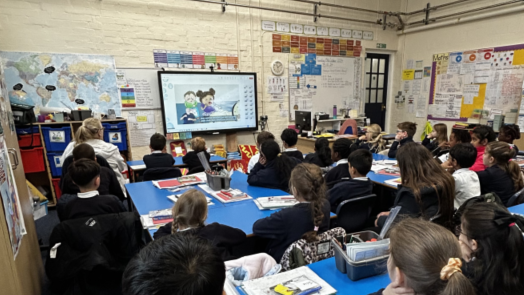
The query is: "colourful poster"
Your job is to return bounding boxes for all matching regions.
[273,34,356,57]
[192,52,206,69]
[120,87,136,108]
[227,54,239,70]
[167,51,181,68]
[216,53,228,70]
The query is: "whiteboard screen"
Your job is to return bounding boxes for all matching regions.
[117,68,162,109]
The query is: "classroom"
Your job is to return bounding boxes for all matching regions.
[1,0,524,294]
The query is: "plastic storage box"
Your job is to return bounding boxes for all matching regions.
[206,172,231,191]
[102,122,128,151]
[16,126,39,135]
[47,153,64,177]
[51,178,62,200]
[18,133,41,148]
[20,147,45,173]
[41,126,71,152]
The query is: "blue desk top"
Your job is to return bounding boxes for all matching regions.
[509,203,524,215]
[127,155,227,170]
[367,154,398,189]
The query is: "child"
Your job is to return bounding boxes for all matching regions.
[422,123,448,153]
[327,149,373,213]
[143,133,175,169]
[498,124,521,154]
[470,125,496,172]
[448,143,480,208]
[280,128,303,161]
[476,141,523,206]
[248,140,299,191]
[154,189,246,261]
[375,143,455,229]
[388,122,417,158]
[369,218,475,295]
[197,88,216,117]
[252,163,331,261]
[304,138,333,167]
[438,128,471,164]
[459,202,524,295]
[351,123,385,153]
[57,159,126,221]
[324,138,352,189]
[247,131,275,173]
[182,137,210,171]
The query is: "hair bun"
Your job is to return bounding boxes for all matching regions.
[209,88,215,96]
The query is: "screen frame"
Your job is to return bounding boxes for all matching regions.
[158,71,259,135]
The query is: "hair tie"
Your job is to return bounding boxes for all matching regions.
[314,226,319,232]
[509,222,516,227]
[440,258,462,281]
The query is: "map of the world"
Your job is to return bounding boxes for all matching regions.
[1,51,121,116]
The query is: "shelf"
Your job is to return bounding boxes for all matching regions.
[318,117,366,122]
[33,118,126,125]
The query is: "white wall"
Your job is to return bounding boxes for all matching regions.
[0,0,401,159]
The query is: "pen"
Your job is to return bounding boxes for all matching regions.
[297,286,322,295]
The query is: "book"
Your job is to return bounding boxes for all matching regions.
[254,196,298,210]
[377,168,400,177]
[385,177,402,187]
[346,238,390,262]
[152,176,204,189]
[198,184,252,203]
[167,194,214,206]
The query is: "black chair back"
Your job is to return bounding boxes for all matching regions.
[335,194,377,233]
[507,187,524,207]
[188,166,205,175]
[143,167,182,181]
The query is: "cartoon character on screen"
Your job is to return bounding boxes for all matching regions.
[180,91,198,124]
[197,88,216,117]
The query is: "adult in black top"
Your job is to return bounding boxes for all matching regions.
[143,152,175,169]
[57,192,126,222]
[154,222,246,261]
[327,178,373,213]
[183,150,210,171]
[388,136,414,159]
[476,165,515,206]
[61,166,125,201]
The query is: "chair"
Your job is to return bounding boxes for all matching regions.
[188,166,205,175]
[143,167,182,181]
[507,187,524,207]
[337,119,357,135]
[336,194,377,233]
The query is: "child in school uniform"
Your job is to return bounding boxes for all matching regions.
[57,159,126,221]
[469,125,496,172]
[422,123,448,154]
[304,138,333,167]
[388,122,417,158]
[350,124,385,154]
[143,133,175,169]
[280,128,303,161]
[154,189,246,261]
[252,163,331,261]
[327,149,373,213]
[498,124,521,154]
[183,137,210,171]
[447,143,480,209]
[248,140,299,191]
[324,138,352,189]
[247,131,275,173]
[476,141,523,206]
[438,128,471,164]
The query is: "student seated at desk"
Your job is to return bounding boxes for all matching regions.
[143,133,174,169]
[498,124,520,155]
[324,138,352,189]
[248,140,299,191]
[247,131,275,173]
[445,143,480,209]
[459,202,524,295]
[304,138,333,167]
[253,163,330,262]
[122,235,226,295]
[369,218,475,295]
[57,159,126,221]
[422,123,448,155]
[470,125,496,172]
[61,143,125,201]
[183,137,210,171]
[437,128,471,164]
[351,123,385,154]
[327,149,373,213]
[280,128,303,161]
[388,122,417,159]
[476,141,523,206]
[154,189,245,261]
[375,143,454,230]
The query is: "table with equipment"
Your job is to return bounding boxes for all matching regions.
[297,135,358,154]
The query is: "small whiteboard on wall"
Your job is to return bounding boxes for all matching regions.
[117,68,162,110]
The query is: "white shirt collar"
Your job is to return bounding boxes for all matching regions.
[336,159,348,166]
[77,190,99,199]
[454,168,471,174]
[284,148,298,152]
[151,151,163,154]
[353,177,369,181]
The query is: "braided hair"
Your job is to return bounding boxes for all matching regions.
[499,124,521,143]
[171,189,208,234]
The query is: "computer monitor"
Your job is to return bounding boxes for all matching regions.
[295,111,312,132]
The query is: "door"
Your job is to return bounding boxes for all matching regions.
[364,54,390,129]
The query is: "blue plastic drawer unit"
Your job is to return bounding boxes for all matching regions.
[16,126,39,135]
[47,152,64,177]
[41,126,71,152]
[102,122,128,151]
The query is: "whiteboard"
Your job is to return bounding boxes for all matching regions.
[118,68,162,110]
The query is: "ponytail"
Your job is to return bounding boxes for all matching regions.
[508,161,524,192]
[261,140,295,182]
[367,124,385,152]
[74,118,103,145]
[486,141,524,192]
[441,272,476,295]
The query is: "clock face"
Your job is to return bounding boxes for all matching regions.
[271,60,284,75]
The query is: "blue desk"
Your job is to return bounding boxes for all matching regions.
[127,155,227,171]
[367,154,399,189]
[509,203,524,215]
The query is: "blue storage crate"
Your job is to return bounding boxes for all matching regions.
[47,152,64,177]
[102,122,128,151]
[42,126,72,152]
[16,126,39,135]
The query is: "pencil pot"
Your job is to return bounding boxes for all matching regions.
[205,172,231,191]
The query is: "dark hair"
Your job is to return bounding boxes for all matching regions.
[72,143,95,160]
[461,202,524,295]
[150,133,166,151]
[472,125,496,144]
[314,138,333,167]
[196,88,215,102]
[485,141,523,193]
[397,143,455,228]
[348,149,372,175]
[184,91,196,97]
[280,128,298,146]
[397,122,417,137]
[451,129,471,144]
[122,235,225,295]
[499,124,521,142]
[69,158,100,188]
[332,138,352,159]
[449,143,477,168]
[289,163,326,242]
[261,140,295,183]
[256,131,275,147]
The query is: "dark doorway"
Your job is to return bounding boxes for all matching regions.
[364,54,390,130]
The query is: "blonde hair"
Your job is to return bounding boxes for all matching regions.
[191,137,206,153]
[74,118,103,145]
[434,123,448,145]
[171,189,208,233]
[367,124,385,152]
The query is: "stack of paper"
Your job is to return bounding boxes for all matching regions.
[385,177,402,187]
[370,164,388,173]
[254,196,298,210]
[346,238,390,262]
[167,194,214,206]
[198,184,252,203]
[152,176,204,189]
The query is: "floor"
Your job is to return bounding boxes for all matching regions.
[35,208,59,295]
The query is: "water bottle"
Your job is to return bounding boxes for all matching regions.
[333,105,337,119]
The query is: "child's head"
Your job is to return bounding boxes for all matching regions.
[75,118,103,144]
[366,123,382,140]
[261,140,295,181]
[196,88,215,106]
[388,218,475,295]
[460,202,524,294]
[72,143,96,161]
[171,189,208,233]
[289,163,326,242]
[348,149,372,178]
[280,128,298,148]
[432,123,448,144]
[449,143,477,169]
[256,131,275,149]
[314,138,332,166]
[396,122,417,139]
[449,129,471,148]
[150,133,167,152]
[471,125,496,147]
[484,141,523,192]
[190,137,206,153]
[331,138,352,161]
[498,124,521,144]
[69,158,101,191]
[184,91,196,104]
